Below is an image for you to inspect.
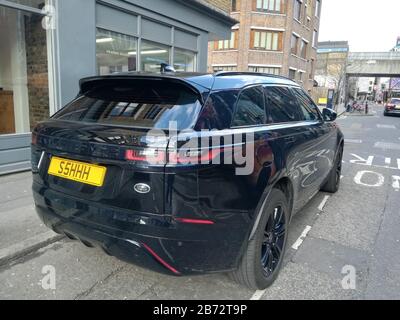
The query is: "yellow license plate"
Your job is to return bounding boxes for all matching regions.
[48,157,107,187]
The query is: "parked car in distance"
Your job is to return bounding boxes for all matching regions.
[384,98,400,116]
[31,71,344,290]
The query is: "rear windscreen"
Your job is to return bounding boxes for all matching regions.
[53,80,203,130]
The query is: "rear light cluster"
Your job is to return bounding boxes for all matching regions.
[386,104,395,110]
[125,147,225,165]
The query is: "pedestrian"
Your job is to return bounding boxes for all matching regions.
[365,101,369,114]
[346,102,352,113]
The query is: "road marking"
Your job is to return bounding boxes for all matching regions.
[374,142,400,151]
[393,176,400,191]
[345,139,363,144]
[385,158,391,166]
[350,154,374,166]
[291,226,312,250]
[377,124,396,129]
[318,195,330,211]
[354,171,385,188]
[341,175,344,180]
[250,290,267,300]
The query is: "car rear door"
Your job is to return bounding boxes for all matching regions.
[291,88,337,188]
[263,85,319,212]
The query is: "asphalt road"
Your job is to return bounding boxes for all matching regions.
[1,103,399,300]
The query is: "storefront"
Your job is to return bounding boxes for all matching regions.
[0,0,235,175]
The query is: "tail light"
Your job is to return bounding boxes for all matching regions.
[387,104,395,110]
[168,147,224,165]
[175,218,215,225]
[125,148,166,164]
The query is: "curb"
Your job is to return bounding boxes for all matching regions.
[0,231,65,267]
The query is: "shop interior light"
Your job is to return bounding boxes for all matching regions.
[96,38,114,43]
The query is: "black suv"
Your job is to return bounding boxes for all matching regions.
[32,72,343,290]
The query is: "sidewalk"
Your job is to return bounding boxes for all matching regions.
[0,172,62,266]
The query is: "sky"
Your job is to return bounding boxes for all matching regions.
[319,0,400,52]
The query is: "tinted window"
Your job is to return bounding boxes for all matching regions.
[196,90,238,130]
[292,88,320,121]
[264,86,303,123]
[231,86,265,127]
[390,98,400,105]
[53,81,202,131]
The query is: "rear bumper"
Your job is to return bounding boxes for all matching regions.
[385,110,400,116]
[33,181,249,275]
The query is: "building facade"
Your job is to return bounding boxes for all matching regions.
[312,41,349,106]
[208,0,322,92]
[0,0,235,175]
[391,37,400,52]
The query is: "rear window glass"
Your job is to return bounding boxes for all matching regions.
[53,81,203,131]
[391,99,400,105]
[264,86,304,123]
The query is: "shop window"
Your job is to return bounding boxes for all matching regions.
[174,48,196,72]
[251,30,283,51]
[140,40,171,72]
[6,0,45,8]
[96,28,138,75]
[0,5,49,134]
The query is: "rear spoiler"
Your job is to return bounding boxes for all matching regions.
[79,75,208,104]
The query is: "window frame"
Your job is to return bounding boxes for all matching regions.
[290,87,323,122]
[293,0,302,21]
[231,0,240,12]
[250,29,283,51]
[291,33,299,55]
[230,85,267,128]
[300,39,308,59]
[253,0,285,14]
[214,31,239,51]
[263,84,306,125]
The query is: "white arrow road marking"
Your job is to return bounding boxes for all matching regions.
[350,154,374,166]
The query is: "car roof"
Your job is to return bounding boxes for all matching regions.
[81,71,300,92]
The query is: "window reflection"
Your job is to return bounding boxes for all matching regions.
[96,28,137,75]
[140,40,170,72]
[174,48,196,72]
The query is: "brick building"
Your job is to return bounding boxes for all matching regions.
[208,0,322,92]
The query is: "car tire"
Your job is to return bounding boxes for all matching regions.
[231,189,289,290]
[321,146,343,193]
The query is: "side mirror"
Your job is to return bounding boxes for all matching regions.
[322,108,337,122]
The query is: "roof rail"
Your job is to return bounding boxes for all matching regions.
[214,71,294,82]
